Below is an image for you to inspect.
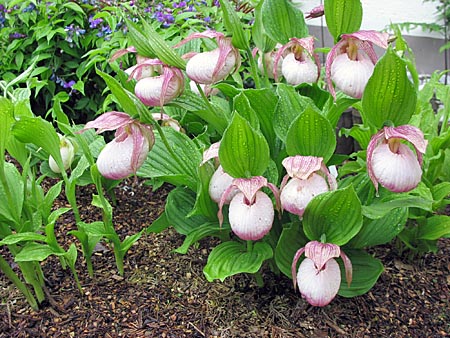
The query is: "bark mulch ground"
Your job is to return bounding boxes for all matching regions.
[1,178,449,338]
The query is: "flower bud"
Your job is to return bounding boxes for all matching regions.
[49,134,75,173]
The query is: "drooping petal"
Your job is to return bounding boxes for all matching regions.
[384,125,428,164]
[228,191,274,240]
[129,124,153,175]
[370,142,422,192]
[80,112,133,134]
[304,241,341,271]
[282,156,323,180]
[174,30,225,48]
[233,176,268,205]
[341,30,390,50]
[201,142,221,165]
[330,53,375,98]
[280,174,330,217]
[135,70,184,107]
[110,46,138,62]
[297,257,341,307]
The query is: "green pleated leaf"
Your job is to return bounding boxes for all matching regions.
[303,186,363,245]
[218,0,250,50]
[0,163,23,226]
[361,48,417,128]
[338,172,375,206]
[0,98,14,158]
[417,215,450,240]
[14,242,56,262]
[147,211,171,234]
[323,93,359,128]
[0,232,47,246]
[338,249,384,297]
[190,162,218,220]
[12,117,63,171]
[241,89,278,156]
[138,127,201,191]
[203,241,273,282]
[174,222,229,254]
[273,84,316,143]
[324,0,363,42]
[262,0,308,44]
[165,187,210,236]
[219,113,270,178]
[274,221,309,278]
[286,106,336,162]
[233,93,260,130]
[252,1,277,53]
[347,207,407,248]
[126,19,186,69]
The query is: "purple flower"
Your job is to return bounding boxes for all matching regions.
[63,80,76,89]
[89,16,103,29]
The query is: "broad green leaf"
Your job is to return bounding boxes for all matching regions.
[273,84,316,142]
[274,221,309,278]
[323,93,359,128]
[262,0,308,44]
[361,48,417,129]
[0,98,14,158]
[190,162,218,220]
[219,113,270,178]
[338,249,384,297]
[203,241,273,282]
[79,221,109,237]
[126,19,186,69]
[234,93,260,130]
[96,69,139,117]
[303,186,363,245]
[12,117,63,171]
[0,233,47,246]
[252,1,277,53]
[417,215,450,240]
[324,0,363,42]
[14,242,55,262]
[286,106,336,162]
[347,207,407,248]
[165,187,210,235]
[218,0,250,50]
[48,207,71,225]
[339,123,372,150]
[242,89,278,156]
[338,172,375,206]
[139,128,201,191]
[0,163,24,225]
[41,181,63,220]
[174,222,229,254]
[147,211,171,234]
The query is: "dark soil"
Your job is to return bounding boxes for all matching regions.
[0,178,449,338]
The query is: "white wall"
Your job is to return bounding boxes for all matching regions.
[294,0,444,38]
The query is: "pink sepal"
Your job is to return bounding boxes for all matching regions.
[384,125,428,163]
[110,46,138,62]
[201,142,221,165]
[80,112,133,134]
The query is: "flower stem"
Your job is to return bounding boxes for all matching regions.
[246,48,261,89]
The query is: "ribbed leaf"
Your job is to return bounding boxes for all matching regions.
[303,186,363,245]
[219,113,270,178]
[174,222,228,254]
[286,106,336,162]
[165,187,210,236]
[14,242,56,262]
[126,19,186,69]
[0,98,14,157]
[138,127,201,191]
[417,215,450,240]
[348,208,407,248]
[218,0,250,50]
[273,84,316,142]
[252,1,277,53]
[274,221,308,278]
[203,241,273,282]
[362,48,417,128]
[324,0,362,42]
[190,162,218,220]
[0,232,47,246]
[338,249,384,297]
[262,0,308,44]
[12,117,63,172]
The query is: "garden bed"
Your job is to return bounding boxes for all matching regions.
[1,178,449,338]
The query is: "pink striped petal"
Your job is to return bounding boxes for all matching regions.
[81,112,133,134]
[282,156,323,180]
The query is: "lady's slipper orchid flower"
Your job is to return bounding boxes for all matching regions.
[280,156,337,218]
[218,176,280,241]
[152,112,183,132]
[326,30,389,99]
[131,59,185,107]
[367,125,428,193]
[305,4,324,19]
[201,142,237,204]
[252,45,283,80]
[49,133,75,173]
[80,112,154,180]
[291,241,352,307]
[175,31,240,84]
[110,48,184,106]
[273,37,320,85]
